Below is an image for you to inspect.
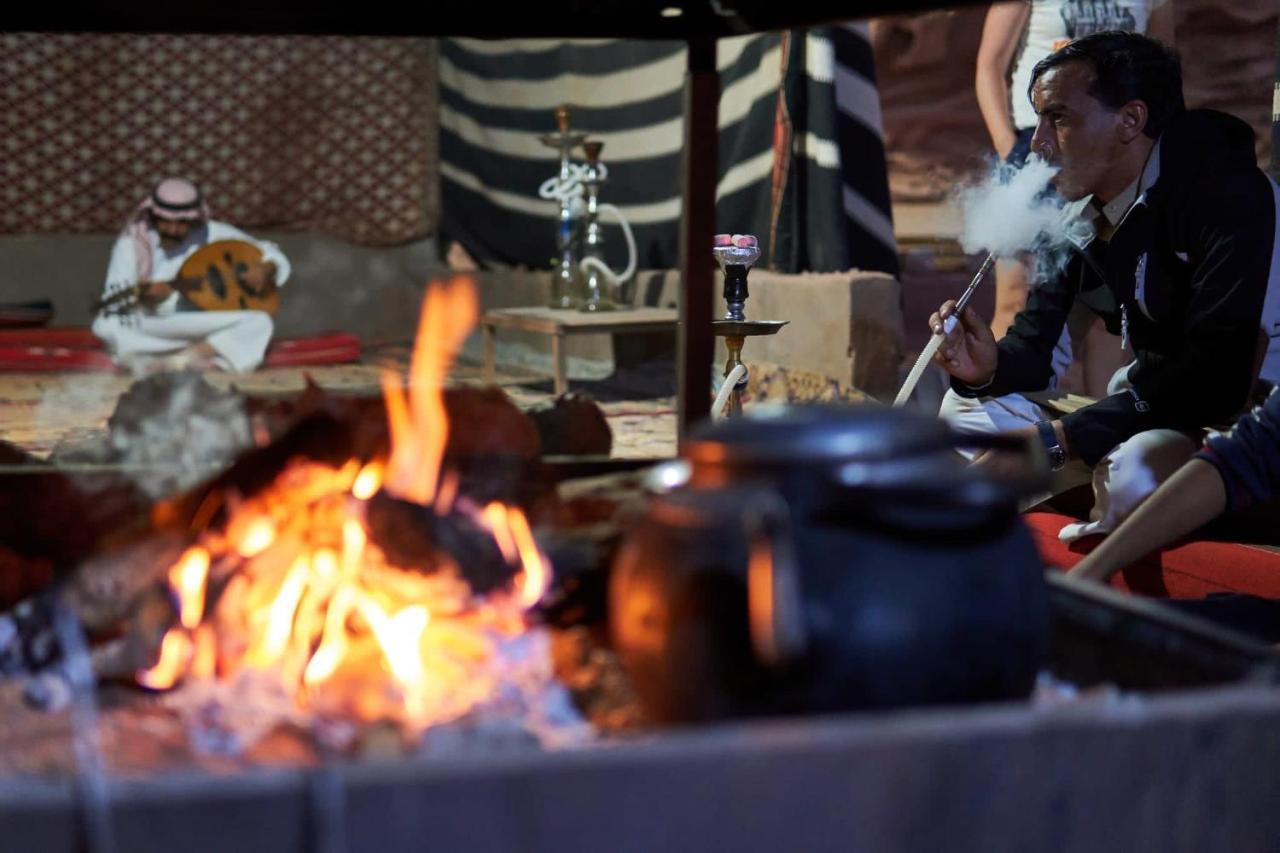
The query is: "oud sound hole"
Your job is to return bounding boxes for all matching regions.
[205,264,228,299]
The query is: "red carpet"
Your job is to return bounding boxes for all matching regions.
[1026,510,1280,599]
[0,328,361,371]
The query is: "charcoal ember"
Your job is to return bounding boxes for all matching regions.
[443,386,541,460]
[550,626,645,733]
[365,491,517,594]
[0,442,99,562]
[22,670,73,712]
[0,546,55,616]
[59,531,186,635]
[106,369,256,500]
[242,377,389,459]
[157,411,367,532]
[0,594,62,676]
[90,582,177,682]
[442,386,547,509]
[527,392,613,456]
[533,532,614,629]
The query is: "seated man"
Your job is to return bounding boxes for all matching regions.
[932,32,1280,540]
[92,177,291,373]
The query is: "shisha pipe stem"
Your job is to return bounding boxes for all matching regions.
[942,252,996,334]
[892,251,996,408]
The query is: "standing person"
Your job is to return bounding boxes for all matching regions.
[92,177,291,373]
[974,0,1174,395]
[934,32,1280,542]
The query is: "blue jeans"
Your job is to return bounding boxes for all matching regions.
[1005,126,1035,168]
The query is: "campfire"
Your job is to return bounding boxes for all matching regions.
[116,277,571,749]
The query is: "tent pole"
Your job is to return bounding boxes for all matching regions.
[677,35,718,440]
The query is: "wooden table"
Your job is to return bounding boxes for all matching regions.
[479,306,678,395]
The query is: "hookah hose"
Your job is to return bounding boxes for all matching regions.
[579,202,637,289]
[892,252,996,408]
[537,161,638,289]
[712,364,749,420]
[537,164,587,204]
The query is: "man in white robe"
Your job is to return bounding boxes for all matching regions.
[92,177,291,373]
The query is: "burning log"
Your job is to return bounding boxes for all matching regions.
[364,491,517,595]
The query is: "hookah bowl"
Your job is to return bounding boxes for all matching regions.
[711,234,788,417]
[578,140,617,313]
[539,104,588,309]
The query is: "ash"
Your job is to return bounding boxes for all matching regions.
[107,371,254,499]
[159,627,594,759]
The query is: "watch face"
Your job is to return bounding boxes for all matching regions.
[1049,447,1068,471]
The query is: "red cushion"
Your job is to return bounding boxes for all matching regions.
[0,329,361,370]
[0,345,114,371]
[1026,510,1280,599]
[0,328,102,348]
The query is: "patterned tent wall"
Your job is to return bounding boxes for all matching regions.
[438,26,898,278]
[0,33,439,247]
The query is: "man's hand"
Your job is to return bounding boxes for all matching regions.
[240,261,278,295]
[928,300,999,386]
[137,279,173,306]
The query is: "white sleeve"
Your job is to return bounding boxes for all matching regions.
[102,236,139,298]
[205,221,292,286]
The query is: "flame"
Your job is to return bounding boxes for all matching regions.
[477,502,549,610]
[244,553,311,668]
[169,546,210,630]
[137,278,554,735]
[506,508,550,610]
[382,277,478,507]
[237,517,276,557]
[352,461,384,501]
[191,625,218,679]
[303,585,356,687]
[137,630,191,690]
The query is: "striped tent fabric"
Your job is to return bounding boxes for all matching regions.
[438,27,897,282]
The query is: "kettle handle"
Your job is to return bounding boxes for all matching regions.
[741,491,808,668]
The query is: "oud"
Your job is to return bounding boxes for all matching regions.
[96,240,280,317]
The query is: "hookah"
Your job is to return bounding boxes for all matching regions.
[577,140,638,312]
[711,234,788,418]
[536,104,637,311]
[537,105,588,309]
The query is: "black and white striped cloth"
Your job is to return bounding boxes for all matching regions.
[438,26,898,279]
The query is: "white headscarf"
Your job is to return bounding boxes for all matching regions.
[122,177,211,281]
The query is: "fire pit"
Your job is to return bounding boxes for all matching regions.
[3,277,1280,851]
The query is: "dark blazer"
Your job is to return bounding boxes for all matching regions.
[954,109,1278,465]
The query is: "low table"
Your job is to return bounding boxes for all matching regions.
[479,306,678,395]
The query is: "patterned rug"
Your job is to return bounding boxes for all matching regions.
[0,350,679,461]
[0,351,875,463]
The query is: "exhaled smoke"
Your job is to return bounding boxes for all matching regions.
[956,156,1095,283]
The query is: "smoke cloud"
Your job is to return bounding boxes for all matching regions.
[956,156,1094,282]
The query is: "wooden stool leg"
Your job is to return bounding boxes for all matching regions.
[552,333,566,396]
[482,325,495,384]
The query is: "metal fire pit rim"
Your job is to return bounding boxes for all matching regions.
[5,681,1280,801]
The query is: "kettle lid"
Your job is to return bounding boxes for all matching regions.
[684,403,956,466]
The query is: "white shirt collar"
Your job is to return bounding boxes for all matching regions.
[1095,137,1163,229]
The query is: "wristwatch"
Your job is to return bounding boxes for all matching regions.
[1036,420,1067,471]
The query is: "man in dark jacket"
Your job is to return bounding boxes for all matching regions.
[933,31,1280,541]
